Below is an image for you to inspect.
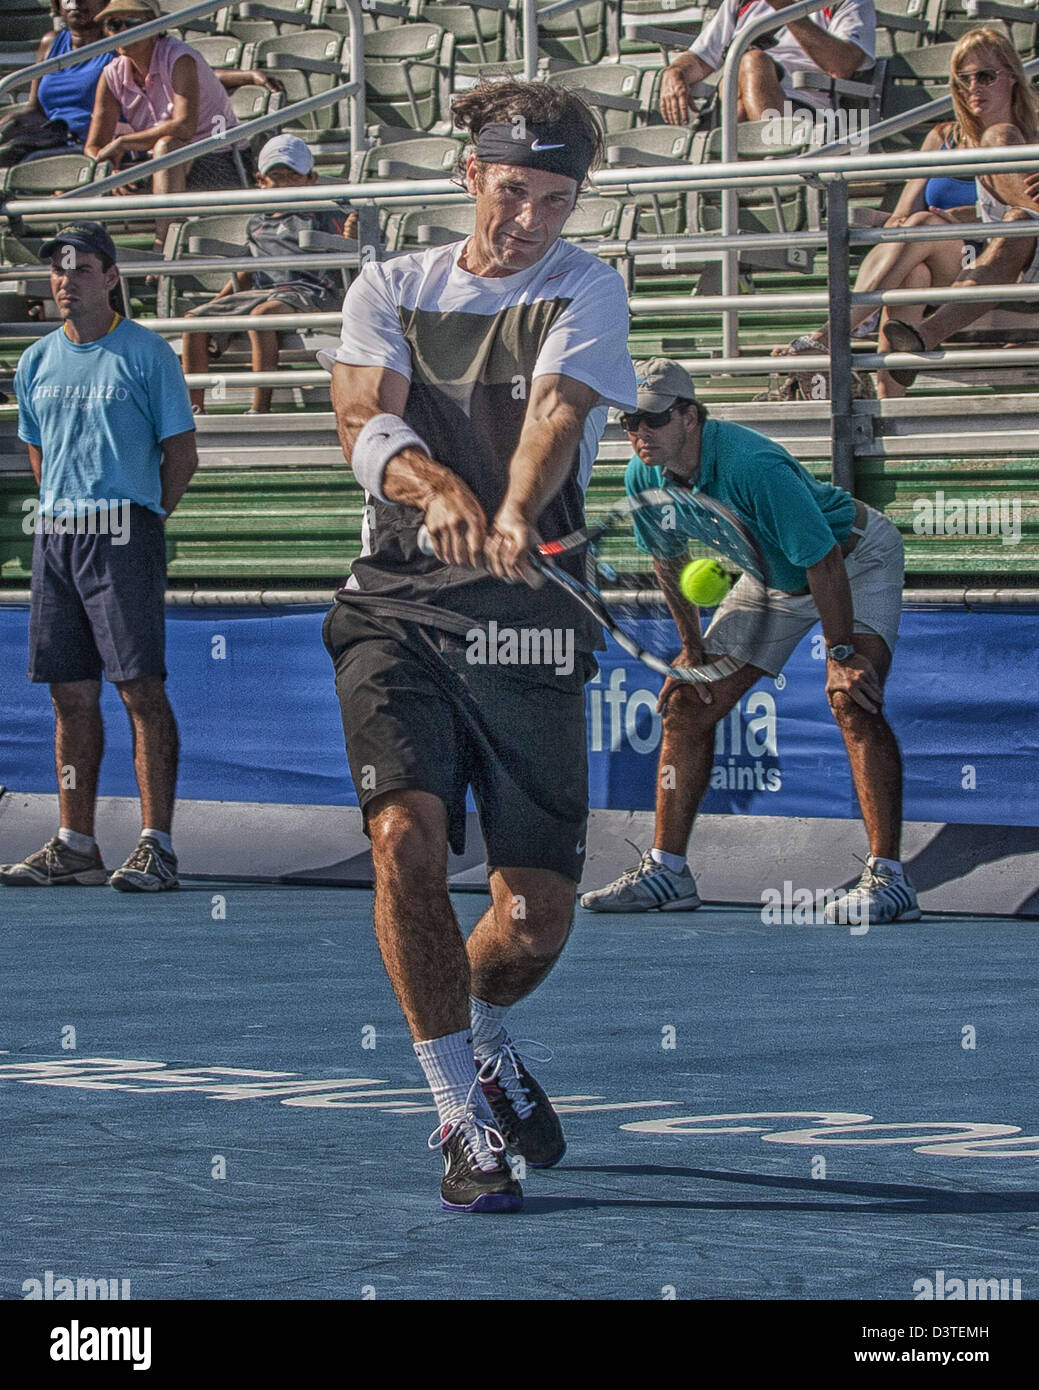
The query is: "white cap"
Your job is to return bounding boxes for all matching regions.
[258,134,314,175]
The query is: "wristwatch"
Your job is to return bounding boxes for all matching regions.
[826,643,856,663]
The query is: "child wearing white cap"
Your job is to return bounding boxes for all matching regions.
[183,135,357,414]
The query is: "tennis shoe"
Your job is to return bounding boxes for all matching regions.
[581,849,701,913]
[110,836,179,893]
[477,1038,565,1168]
[821,856,920,926]
[0,836,107,887]
[430,1110,523,1214]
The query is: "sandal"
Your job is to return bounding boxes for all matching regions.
[880,319,925,387]
[755,335,876,401]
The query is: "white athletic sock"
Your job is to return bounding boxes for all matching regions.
[869,855,904,878]
[414,1028,480,1129]
[650,847,687,875]
[141,828,173,855]
[470,996,510,1062]
[58,828,96,856]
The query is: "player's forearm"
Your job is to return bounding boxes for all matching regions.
[500,393,589,527]
[806,544,854,646]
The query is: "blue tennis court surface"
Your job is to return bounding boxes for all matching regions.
[1,885,1037,1307]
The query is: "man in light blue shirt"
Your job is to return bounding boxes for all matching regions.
[581,358,918,927]
[3,222,197,893]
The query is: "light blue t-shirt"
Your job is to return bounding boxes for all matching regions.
[626,417,857,594]
[15,319,195,517]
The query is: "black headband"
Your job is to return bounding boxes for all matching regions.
[474,121,592,183]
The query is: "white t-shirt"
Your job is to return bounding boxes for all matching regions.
[691,0,876,112]
[321,235,636,638]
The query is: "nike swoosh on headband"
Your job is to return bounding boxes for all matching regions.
[530,139,566,151]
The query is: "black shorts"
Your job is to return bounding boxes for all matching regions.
[28,505,167,685]
[322,602,594,882]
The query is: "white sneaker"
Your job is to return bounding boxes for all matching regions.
[821,856,920,926]
[581,849,701,913]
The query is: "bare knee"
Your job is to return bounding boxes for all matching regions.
[493,869,575,957]
[662,685,728,738]
[828,690,885,739]
[50,681,101,720]
[368,794,447,882]
[115,676,171,720]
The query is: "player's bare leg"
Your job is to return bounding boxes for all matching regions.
[51,679,104,837]
[367,788,522,1208]
[367,789,470,1039]
[467,867,574,1006]
[465,867,575,1168]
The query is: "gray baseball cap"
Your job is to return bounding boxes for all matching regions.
[633,358,698,411]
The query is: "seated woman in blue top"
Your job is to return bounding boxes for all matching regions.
[773,26,1037,398]
[0,0,110,163]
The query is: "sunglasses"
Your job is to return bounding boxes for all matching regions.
[953,68,1006,89]
[103,18,141,33]
[619,403,687,432]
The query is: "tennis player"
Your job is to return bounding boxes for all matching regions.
[581,359,919,925]
[2,222,196,892]
[320,81,636,1213]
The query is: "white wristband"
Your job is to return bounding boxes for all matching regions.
[351,413,429,502]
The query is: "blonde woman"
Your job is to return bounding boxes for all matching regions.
[773,27,1039,398]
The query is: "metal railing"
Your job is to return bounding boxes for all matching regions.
[5,51,1039,489]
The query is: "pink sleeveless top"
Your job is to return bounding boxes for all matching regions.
[103,36,239,144]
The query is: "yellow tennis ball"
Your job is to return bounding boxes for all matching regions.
[679,558,730,606]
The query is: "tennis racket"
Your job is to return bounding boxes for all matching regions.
[418,483,769,686]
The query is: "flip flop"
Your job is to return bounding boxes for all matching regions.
[881,319,925,387]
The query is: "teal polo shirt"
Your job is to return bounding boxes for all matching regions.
[625,417,857,593]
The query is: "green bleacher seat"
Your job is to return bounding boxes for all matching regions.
[247,29,346,135]
[546,63,656,133]
[417,1,508,67]
[361,22,456,134]
[536,0,608,65]
[604,124,695,236]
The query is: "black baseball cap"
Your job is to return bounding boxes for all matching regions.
[40,222,119,263]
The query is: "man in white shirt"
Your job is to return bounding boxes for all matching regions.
[660,0,876,125]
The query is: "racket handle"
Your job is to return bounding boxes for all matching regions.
[416,524,435,556]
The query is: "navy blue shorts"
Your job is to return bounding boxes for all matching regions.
[28,505,167,685]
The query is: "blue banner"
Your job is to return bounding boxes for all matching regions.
[1,604,1036,826]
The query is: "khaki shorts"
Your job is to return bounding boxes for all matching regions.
[702,506,904,677]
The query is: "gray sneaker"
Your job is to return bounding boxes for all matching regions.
[821,857,920,926]
[0,836,107,887]
[581,849,701,913]
[110,836,179,893]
